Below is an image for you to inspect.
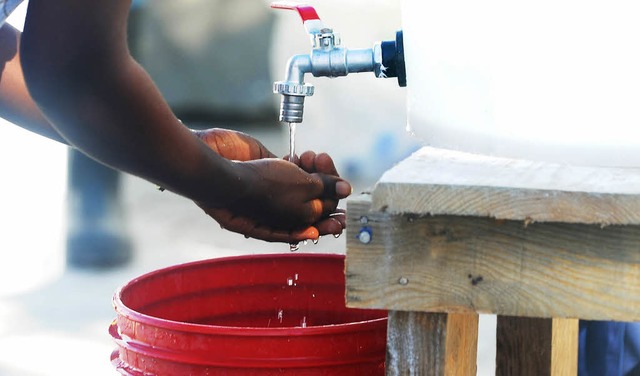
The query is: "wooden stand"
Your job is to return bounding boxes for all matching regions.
[345,146,640,375]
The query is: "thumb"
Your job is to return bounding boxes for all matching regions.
[318,174,352,199]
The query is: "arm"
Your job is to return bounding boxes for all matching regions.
[21,0,240,206]
[20,0,351,242]
[0,23,66,143]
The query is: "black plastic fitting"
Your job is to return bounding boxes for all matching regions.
[380,30,407,87]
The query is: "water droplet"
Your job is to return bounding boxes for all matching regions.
[312,239,319,245]
[333,233,341,238]
[301,316,307,328]
[398,277,409,285]
[277,309,284,324]
[287,278,294,286]
[303,239,308,245]
[289,243,299,252]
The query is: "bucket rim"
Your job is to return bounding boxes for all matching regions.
[112,253,387,336]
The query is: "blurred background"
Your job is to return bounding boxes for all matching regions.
[0,1,493,375]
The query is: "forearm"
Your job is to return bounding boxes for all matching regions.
[20,0,247,206]
[0,23,67,144]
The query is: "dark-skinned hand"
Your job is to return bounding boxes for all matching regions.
[194,129,350,243]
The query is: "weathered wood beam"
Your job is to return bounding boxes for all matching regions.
[346,194,640,322]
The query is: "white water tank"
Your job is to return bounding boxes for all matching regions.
[402,0,640,167]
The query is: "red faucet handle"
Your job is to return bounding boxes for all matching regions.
[270,2,325,35]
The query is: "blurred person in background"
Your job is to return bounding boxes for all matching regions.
[0,0,351,253]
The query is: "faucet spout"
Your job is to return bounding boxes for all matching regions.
[285,54,313,84]
[273,54,315,124]
[271,3,406,125]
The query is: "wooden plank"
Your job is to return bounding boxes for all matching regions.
[496,317,578,376]
[346,194,640,321]
[445,313,479,376]
[551,318,579,376]
[496,317,551,376]
[372,146,640,225]
[386,311,478,376]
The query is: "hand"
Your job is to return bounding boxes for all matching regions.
[193,128,275,161]
[295,151,348,236]
[198,152,351,243]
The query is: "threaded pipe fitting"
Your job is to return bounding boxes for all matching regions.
[278,94,306,123]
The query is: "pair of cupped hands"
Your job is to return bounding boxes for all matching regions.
[193,128,351,243]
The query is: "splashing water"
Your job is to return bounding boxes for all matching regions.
[286,274,298,287]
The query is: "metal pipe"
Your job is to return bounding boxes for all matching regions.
[271,3,405,125]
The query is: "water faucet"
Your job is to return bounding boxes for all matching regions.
[271,2,406,124]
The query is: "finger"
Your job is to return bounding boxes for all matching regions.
[205,208,319,243]
[244,225,311,243]
[303,196,342,223]
[314,217,344,236]
[299,151,317,172]
[329,209,347,228]
[283,153,300,164]
[314,152,339,176]
[245,226,319,243]
[309,198,324,218]
[316,174,352,200]
[290,226,320,242]
[319,198,339,218]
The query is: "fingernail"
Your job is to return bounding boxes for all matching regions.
[300,227,319,240]
[336,181,352,197]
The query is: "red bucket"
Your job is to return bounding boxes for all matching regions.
[110,253,387,375]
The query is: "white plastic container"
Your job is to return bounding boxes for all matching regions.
[402,0,640,167]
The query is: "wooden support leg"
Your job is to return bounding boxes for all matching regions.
[386,311,479,376]
[496,316,578,376]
